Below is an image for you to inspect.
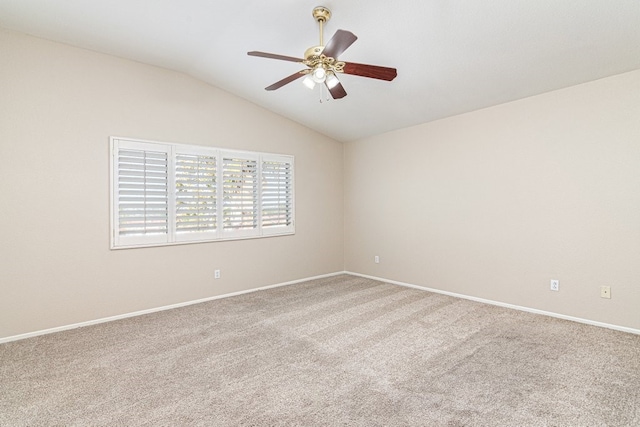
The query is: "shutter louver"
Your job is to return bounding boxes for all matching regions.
[222,156,258,231]
[175,154,217,234]
[262,159,293,228]
[117,149,168,237]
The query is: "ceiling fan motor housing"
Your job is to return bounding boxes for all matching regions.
[304,46,324,59]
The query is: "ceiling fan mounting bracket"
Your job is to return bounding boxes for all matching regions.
[312,6,331,23]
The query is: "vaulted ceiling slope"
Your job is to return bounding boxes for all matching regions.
[1,1,639,142]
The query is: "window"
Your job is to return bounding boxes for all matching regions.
[110,137,294,249]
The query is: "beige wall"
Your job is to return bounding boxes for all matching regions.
[0,29,344,339]
[345,69,640,330]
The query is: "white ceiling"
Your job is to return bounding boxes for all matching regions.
[1,1,640,142]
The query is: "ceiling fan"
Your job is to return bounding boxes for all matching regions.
[247,6,397,100]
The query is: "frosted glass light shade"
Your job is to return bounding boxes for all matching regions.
[326,73,340,89]
[302,74,316,89]
[312,66,326,83]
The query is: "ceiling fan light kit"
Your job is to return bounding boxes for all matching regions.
[247,6,397,100]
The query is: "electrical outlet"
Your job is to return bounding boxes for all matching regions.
[214,269,221,279]
[550,279,559,291]
[374,255,380,264]
[601,286,611,299]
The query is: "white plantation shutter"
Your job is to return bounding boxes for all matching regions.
[112,140,170,247]
[222,153,259,237]
[111,138,294,249]
[261,155,294,234]
[175,151,218,242]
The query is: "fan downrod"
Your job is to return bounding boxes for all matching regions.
[311,6,331,48]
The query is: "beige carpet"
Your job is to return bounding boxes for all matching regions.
[1,274,639,426]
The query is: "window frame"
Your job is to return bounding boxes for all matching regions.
[110,137,295,249]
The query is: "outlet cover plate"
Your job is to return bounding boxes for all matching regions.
[550,280,559,291]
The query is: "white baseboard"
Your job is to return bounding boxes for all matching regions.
[346,271,640,336]
[0,271,346,344]
[4,270,636,344]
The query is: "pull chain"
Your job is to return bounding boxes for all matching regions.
[318,84,331,103]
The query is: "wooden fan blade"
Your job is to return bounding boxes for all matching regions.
[321,30,358,59]
[247,51,304,63]
[343,62,397,81]
[326,81,347,99]
[265,71,307,91]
